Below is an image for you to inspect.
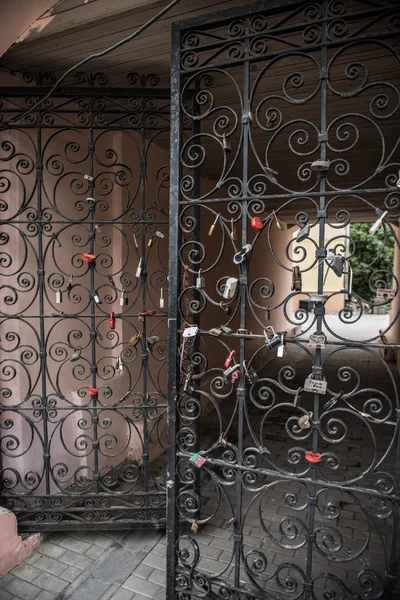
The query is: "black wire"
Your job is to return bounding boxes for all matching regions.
[0,0,182,130]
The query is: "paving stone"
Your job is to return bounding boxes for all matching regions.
[10,564,42,584]
[33,592,56,600]
[99,583,120,600]
[148,569,166,587]
[32,554,68,577]
[120,531,163,553]
[82,533,117,549]
[63,575,112,600]
[122,575,162,598]
[32,571,69,594]
[142,554,166,571]
[85,545,106,559]
[133,564,154,580]
[151,543,166,558]
[3,579,41,600]
[59,549,94,570]
[37,542,67,560]
[0,590,13,600]
[91,548,147,584]
[60,566,83,583]
[0,576,14,589]
[110,589,135,600]
[58,537,93,555]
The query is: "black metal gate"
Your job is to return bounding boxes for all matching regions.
[0,71,171,530]
[167,1,400,598]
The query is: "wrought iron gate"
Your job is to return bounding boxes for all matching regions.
[0,71,171,530]
[167,1,400,598]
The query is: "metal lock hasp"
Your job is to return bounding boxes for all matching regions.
[264,326,281,350]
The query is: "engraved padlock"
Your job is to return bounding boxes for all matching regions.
[298,412,312,429]
[223,277,238,300]
[196,269,205,289]
[264,327,281,350]
[309,332,326,349]
[304,375,327,395]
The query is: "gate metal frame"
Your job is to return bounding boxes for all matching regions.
[167,1,400,598]
[0,71,171,531]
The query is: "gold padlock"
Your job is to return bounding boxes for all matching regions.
[298,412,313,429]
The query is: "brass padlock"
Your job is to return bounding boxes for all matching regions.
[128,332,141,348]
[298,412,313,429]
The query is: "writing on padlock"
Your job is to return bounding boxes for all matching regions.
[264,326,281,350]
[304,374,327,395]
[223,277,238,300]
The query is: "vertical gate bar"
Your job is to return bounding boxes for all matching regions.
[192,76,202,523]
[387,411,400,597]
[140,111,149,515]
[88,92,100,495]
[37,100,51,499]
[233,18,251,591]
[305,2,328,594]
[166,21,182,600]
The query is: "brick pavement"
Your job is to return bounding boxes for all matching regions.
[0,314,398,599]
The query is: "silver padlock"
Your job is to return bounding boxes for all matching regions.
[56,290,62,304]
[308,333,326,349]
[136,258,143,278]
[264,327,281,350]
[120,291,128,306]
[296,223,310,242]
[71,347,81,362]
[223,364,239,383]
[276,335,286,357]
[233,244,252,264]
[160,288,164,309]
[369,209,387,235]
[196,269,205,289]
[304,375,327,395]
[223,277,238,300]
[93,291,101,304]
[116,356,124,372]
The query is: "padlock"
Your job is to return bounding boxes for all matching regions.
[220,325,233,334]
[304,375,327,395]
[136,258,143,278]
[191,521,199,534]
[310,159,330,172]
[70,347,81,362]
[94,225,101,235]
[128,332,141,348]
[243,361,258,384]
[108,275,116,288]
[146,336,159,351]
[66,275,73,291]
[155,231,165,240]
[183,372,194,393]
[109,312,116,330]
[82,252,96,264]
[133,234,139,249]
[209,327,222,337]
[189,453,206,468]
[231,369,240,383]
[296,223,310,242]
[308,332,326,349]
[276,335,287,358]
[326,251,344,277]
[251,217,263,230]
[369,210,387,235]
[230,218,237,241]
[220,302,232,316]
[222,133,231,153]
[223,277,238,300]
[291,266,302,292]
[116,355,124,372]
[224,350,236,369]
[139,310,156,322]
[264,327,281,350]
[120,291,128,306]
[56,290,62,304]
[160,288,164,309]
[208,213,220,236]
[233,244,252,264]
[84,174,94,182]
[196,269,205,289]
[223,363,240,383]
[298,412,312,429]
[93,291,101,304]
[52,233,62,247]
[323,391,343,410]
[88,387,98,396]
[148,235,155,247]
[376,287,395,299]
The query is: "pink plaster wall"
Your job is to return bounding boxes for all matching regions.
[0,507,42,577]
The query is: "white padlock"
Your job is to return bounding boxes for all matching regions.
[223,277,238,300]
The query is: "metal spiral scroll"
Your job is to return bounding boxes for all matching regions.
[171,1,400,599]
[0,72,171,528]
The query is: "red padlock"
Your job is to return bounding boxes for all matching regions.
[82,252,96,263]
[139,310,156,318]
[251,217,263,230]
[88,387,98,396]
[231,369,240,383]
[224,350,236,369]
[305,451,322,463]
[109,312,115,330]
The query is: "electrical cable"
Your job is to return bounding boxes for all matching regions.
[0,0,182,130]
